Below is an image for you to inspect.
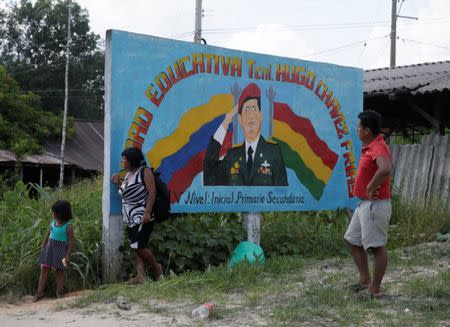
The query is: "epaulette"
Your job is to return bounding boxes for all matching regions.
[231,142,244,148]
[266,138,278,144]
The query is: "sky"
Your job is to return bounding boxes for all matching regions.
[72,0,450,70]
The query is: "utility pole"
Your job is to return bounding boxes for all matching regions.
[194,0,202,44]
[59,1,71,188]
[390,0,397,67]
[390,0,418,68]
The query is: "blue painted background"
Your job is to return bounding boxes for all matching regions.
[107,30,362,214]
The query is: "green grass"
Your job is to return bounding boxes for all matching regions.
[389,192,450,249]
[389,243,450,269]
[0,178,103,299]
[73,242,449,326]
[76,254,306,307]
[1,174,449,315]
[405,270,450,300]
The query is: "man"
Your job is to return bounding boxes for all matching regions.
[344,110,392,299]
[203,83,288,186]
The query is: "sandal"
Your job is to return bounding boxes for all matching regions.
[32,292,45,302]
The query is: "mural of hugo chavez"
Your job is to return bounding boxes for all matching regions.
[203,83,288,186]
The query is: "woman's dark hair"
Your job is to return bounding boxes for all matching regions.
[121,147,147,169]
[51,200,73,222]
[358,110,382,135]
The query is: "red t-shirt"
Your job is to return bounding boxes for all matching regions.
[353,134,392,199]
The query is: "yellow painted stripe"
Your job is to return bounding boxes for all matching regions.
[148,94,234,169]
[273,120,332,183]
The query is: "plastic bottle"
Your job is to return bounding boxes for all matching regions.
[192,303,214,320]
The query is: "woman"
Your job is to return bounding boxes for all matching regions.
[111,147,162,284]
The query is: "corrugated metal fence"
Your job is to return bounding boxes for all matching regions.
[390,134,450,205]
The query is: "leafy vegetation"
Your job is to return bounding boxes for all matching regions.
[261,210,349,258]
[0,65,74,157]
[389,191,450,248]
[0,0,104,119]
[0,179,102,298]
[0,178,244,298]
[0,176,448,301]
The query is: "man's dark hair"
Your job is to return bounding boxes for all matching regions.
[238,97,261,115]
[358,110,382,135]
[51,200,73,222]
[121,147,147,169]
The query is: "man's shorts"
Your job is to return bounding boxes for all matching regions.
[127,221,155,249]
[344,199,391,250]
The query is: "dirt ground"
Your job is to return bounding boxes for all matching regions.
[0,292,196,327]
[1,241,449,327]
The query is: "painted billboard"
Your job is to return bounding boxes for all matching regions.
[104,30,363,215]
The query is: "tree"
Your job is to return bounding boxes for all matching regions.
[0,65,74,157]
[0,0,104,119]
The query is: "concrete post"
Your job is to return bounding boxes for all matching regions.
[102,30,123,282]
[102,215,123,282]
[243,212,261,245]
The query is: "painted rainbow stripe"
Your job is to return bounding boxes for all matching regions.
[147,94,234,203]
[273,102,338,200]
[147,94,234,170]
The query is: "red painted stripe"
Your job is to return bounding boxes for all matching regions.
[273,102,338,169]
[168,151,205,204]
[167,131,233,204]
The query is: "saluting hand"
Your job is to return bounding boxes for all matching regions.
[222,105,238,130]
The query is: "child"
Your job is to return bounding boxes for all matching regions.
[32,200,75,302]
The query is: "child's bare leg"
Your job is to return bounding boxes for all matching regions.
[33,265,49,302]
[55,269,64,298]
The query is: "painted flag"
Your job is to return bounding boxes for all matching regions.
[272,102,338,200]
[147,94,234,203]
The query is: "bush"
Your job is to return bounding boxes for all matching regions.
[261,210,349,258]
[118,214,245,279]
[1,176,448,299]
[389,192,450,248]
[0,178,245,298]
[0,179,103,298]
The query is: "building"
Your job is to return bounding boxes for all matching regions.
[0,121,103,188]
[364,60,450,137]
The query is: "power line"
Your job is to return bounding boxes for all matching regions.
[5,57,104,74]
[301,35,388,58]
[401,38,450,51]
[199,18,450,35]
[165,17,450,40]
[14,88,103,93]
[3,33,102,51]
[397,0,406,15]
[357,0,384,67]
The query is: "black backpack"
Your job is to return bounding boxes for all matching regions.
[141,167,171,223]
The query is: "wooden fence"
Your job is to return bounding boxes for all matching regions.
[390,134,450,206]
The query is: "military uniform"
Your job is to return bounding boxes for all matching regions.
[203,136,288,186]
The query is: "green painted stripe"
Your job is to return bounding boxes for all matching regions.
[273,137,326,200]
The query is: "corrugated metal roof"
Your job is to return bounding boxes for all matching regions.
[45,121,104,171]
[0,149,71,165]
[364,60,450,96]
[0,120,104,171]
[0,150,17,162]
